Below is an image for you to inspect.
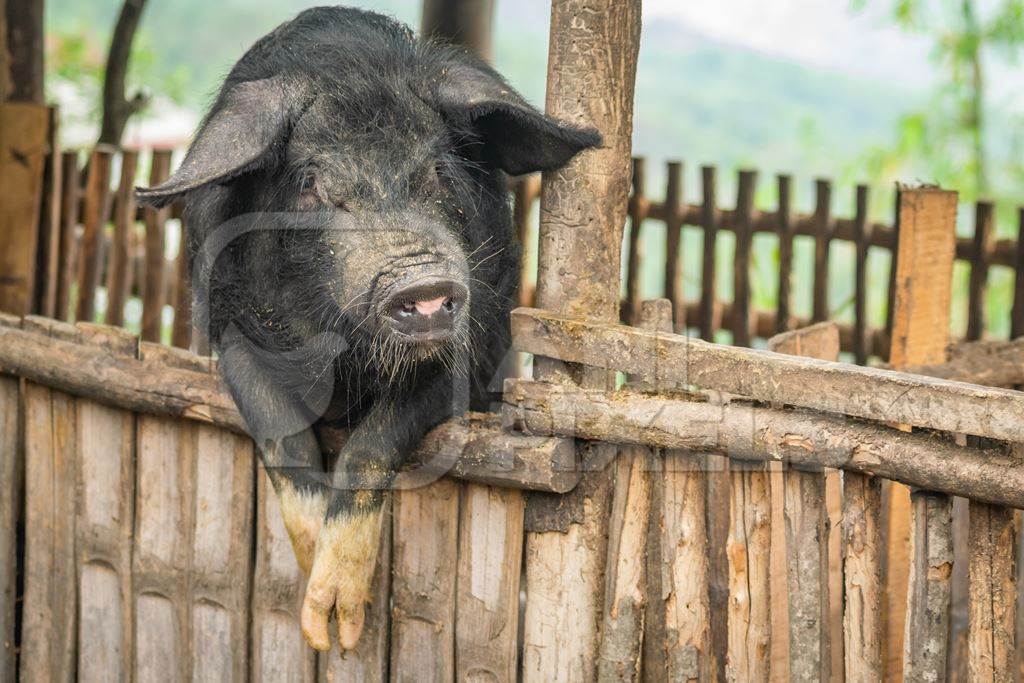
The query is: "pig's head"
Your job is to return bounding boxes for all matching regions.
[137,9,599,378]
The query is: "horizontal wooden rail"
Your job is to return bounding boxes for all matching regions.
[502,379,1024,509]
[0,314,577,493]
[511,307,1024,443]
[903,337,1024,387]
[646,200,1021,269]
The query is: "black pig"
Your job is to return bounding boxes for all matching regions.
[137,6,599,651]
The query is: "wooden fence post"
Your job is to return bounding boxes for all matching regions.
[882,186,958,679]
[0,102,49,315]
[521,0,641,679]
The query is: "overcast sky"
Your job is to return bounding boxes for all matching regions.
[641,0,934,85]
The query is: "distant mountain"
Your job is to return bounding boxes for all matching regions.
[46,0,920,182]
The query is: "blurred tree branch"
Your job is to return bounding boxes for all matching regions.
[98,0,149,146]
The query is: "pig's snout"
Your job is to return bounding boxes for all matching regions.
[381,277,468,342]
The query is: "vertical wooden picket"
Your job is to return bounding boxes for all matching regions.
[454,484,524,681]
[141,149,172,343]
[967,201,993,341]
[768,323,840,682]
[885,186,958,680]
[811,179,832,323]
[251,469,317,682]
[699,165,718,342]
[55,150,81,321]
[77,148,113,323]
[74,323,136,682]
[20,317,80,682]
[390,480,459,681]
[731,170,756,347]
[663,162,685,330]
[106,150,138,327]
[775,174,794,335]
[0,373,19,681]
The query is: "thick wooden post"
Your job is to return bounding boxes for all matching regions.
[882,186,958,680]
[521,1,641,680]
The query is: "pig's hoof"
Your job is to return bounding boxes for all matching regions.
[299,510,384,651]
[277,485,328,574]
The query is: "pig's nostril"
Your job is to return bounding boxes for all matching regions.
[442,298,456,314]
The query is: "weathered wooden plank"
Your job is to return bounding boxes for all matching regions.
[76,147,113,323]
[251,468,317,682]
[732,170,756,346]
[596,450,651,681]
[510,306,1024,443]
[967,201,993,341]
[503,379,1024,509]
[843,471,884,682]
[902,491,953,681]
[133,412,195,682]
[0,102,49,316]
[0,377,20,681]
[454,483,525,682]
[699,165,718,342]
[775,174,794,335]
[726,461,772,681]
[390,479,459,682]
[634,299,712,682]
[74,323,136,683]
[968,501,1017,682]
[141,149,172,342]
[768,322,838,682]
[190,425,255,681]
[20,382,78,682]
[886,186,958,681]
[106,149,138,327]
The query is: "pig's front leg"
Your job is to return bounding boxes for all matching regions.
[219,341,331,574]
[300,375,459,651]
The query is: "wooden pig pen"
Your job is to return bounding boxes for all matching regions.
[3,1,1024,682]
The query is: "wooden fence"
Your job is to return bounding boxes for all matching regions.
[38,145,1024,368]
[3,167,1024,680]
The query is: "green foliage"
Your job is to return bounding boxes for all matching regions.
[854,0,1024,207]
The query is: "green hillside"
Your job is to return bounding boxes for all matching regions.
[46,0,915,182]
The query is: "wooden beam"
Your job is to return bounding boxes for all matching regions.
[0,314,578,493]
[502,379,1024,509]
[0,377,19,681]
[511,306,1024,443]
[967,502,1017,681]
[521,0,642,679]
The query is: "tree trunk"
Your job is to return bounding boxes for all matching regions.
[97,0,149,146]
[4,0,44,103]
[420,0,495,62]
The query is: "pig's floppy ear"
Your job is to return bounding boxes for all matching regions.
[136,76,306,207]
[435,63,601,176]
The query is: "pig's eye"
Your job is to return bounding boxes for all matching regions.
[297,174,322,210]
